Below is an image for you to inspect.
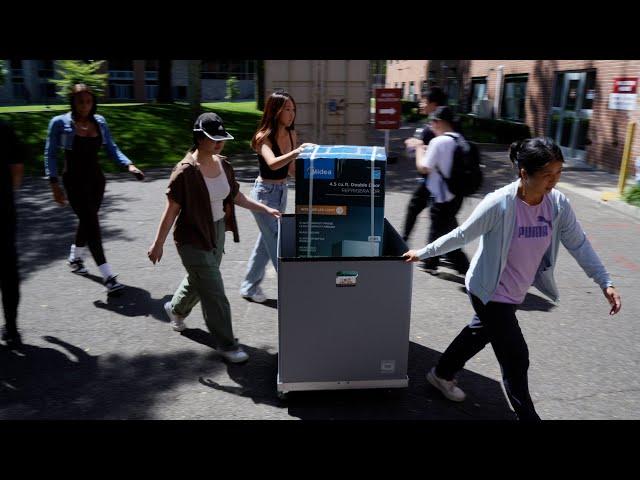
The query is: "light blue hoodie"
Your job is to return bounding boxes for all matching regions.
[44,112,132,179]
[416,180,613,304]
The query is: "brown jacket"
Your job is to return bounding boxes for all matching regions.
[166,153,240,251]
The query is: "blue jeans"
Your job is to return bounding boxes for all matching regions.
[240,179,288,296]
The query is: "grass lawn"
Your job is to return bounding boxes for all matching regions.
[0,101,262,176]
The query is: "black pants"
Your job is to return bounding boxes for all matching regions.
[402,182,430,242]
[63,172,107,266]
[0,213,19,336]
[436,293,541,422]
[424,195,469,271]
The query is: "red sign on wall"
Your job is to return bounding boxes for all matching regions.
[375,88,402,130]
[613,78,638,94]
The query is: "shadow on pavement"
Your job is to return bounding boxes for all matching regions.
[198,341,516,420]
[519,292,556,312]
[73,273,173,322]
[0,335,225,419]
[14,180,133,281]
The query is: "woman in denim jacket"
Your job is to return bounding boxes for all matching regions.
[403,137,622,421]
[44,84,144,293]
[239,91,315,303]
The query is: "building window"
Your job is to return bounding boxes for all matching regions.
[108,60,134,100]
[501,74,528,122]
[447,78,459,109]
[401,82,406,99]
[144,60,158,100]
[174,86,187,100]
[201,59,256,80]
[409,81,415,101]
[469,77,487,114]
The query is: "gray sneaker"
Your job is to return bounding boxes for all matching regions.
[164,301,186,332]
[216,345,249,363]
[241,287,268,303]
[427,367,466,402]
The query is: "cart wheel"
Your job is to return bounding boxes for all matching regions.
[277,391,288,400]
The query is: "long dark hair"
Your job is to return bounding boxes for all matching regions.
[509,137,564,177]
[69,83,98,119]
[251,91,296,151]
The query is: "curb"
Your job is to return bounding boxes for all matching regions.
[556,182,640,220]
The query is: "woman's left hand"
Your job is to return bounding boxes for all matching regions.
[128,164,145,180]
[265,206,281,219]
[603,286,621,315]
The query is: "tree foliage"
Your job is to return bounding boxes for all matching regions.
[49,60,109,99]
[225,76,240,101]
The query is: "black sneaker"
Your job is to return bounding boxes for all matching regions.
[104,275,125,294]
[1,327,23,349]
[69,258,88,275]
[420,259,439,275]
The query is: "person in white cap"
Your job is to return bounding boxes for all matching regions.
[148,112,281,363]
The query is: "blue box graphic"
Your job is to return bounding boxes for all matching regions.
[295,145,386,257]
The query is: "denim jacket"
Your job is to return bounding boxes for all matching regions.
[416,180,613,304]
[44,112,132,179]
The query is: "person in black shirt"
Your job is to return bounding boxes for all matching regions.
[0,120,24,348]
[239,91,314,303]
[44,84,145,294]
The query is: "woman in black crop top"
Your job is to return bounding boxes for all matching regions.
[239,92,315,303]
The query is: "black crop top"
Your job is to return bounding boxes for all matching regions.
[257,130,294,180]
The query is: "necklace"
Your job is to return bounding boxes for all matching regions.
[75,119,90,131]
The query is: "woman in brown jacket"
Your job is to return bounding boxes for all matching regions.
[147,113,280,363]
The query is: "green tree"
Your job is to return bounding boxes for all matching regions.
[225,76,240,101]
[49,60,108,99]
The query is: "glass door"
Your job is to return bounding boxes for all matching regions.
[548,71,595,165]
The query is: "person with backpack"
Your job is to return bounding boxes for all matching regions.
[402,137,621,421]
[402,87,448,245]
[418,105,478,275]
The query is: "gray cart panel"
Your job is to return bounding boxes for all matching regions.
[277,215,412,388]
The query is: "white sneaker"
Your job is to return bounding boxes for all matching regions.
[164,301,186,332]
[241,288,267,304]
[216,345,249,363]
[427,367,466,402]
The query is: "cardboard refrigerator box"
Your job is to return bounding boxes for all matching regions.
[295,145,387,257]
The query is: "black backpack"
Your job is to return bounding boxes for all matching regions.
[437,133,483,197]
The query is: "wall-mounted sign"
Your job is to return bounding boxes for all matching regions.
[375,88,401,130]
[609,77,638,111]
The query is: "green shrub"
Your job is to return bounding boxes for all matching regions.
[623,184,640,207]
[458,113,531,144]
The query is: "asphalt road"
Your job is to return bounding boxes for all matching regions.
[2,138,638,420]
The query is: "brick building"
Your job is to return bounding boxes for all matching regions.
[461,60,640,173]
[386,60,640,173]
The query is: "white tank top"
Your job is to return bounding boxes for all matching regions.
[203,170,230,222]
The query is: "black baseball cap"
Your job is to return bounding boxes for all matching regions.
[193,112,234,141]
[430,105,455,124]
